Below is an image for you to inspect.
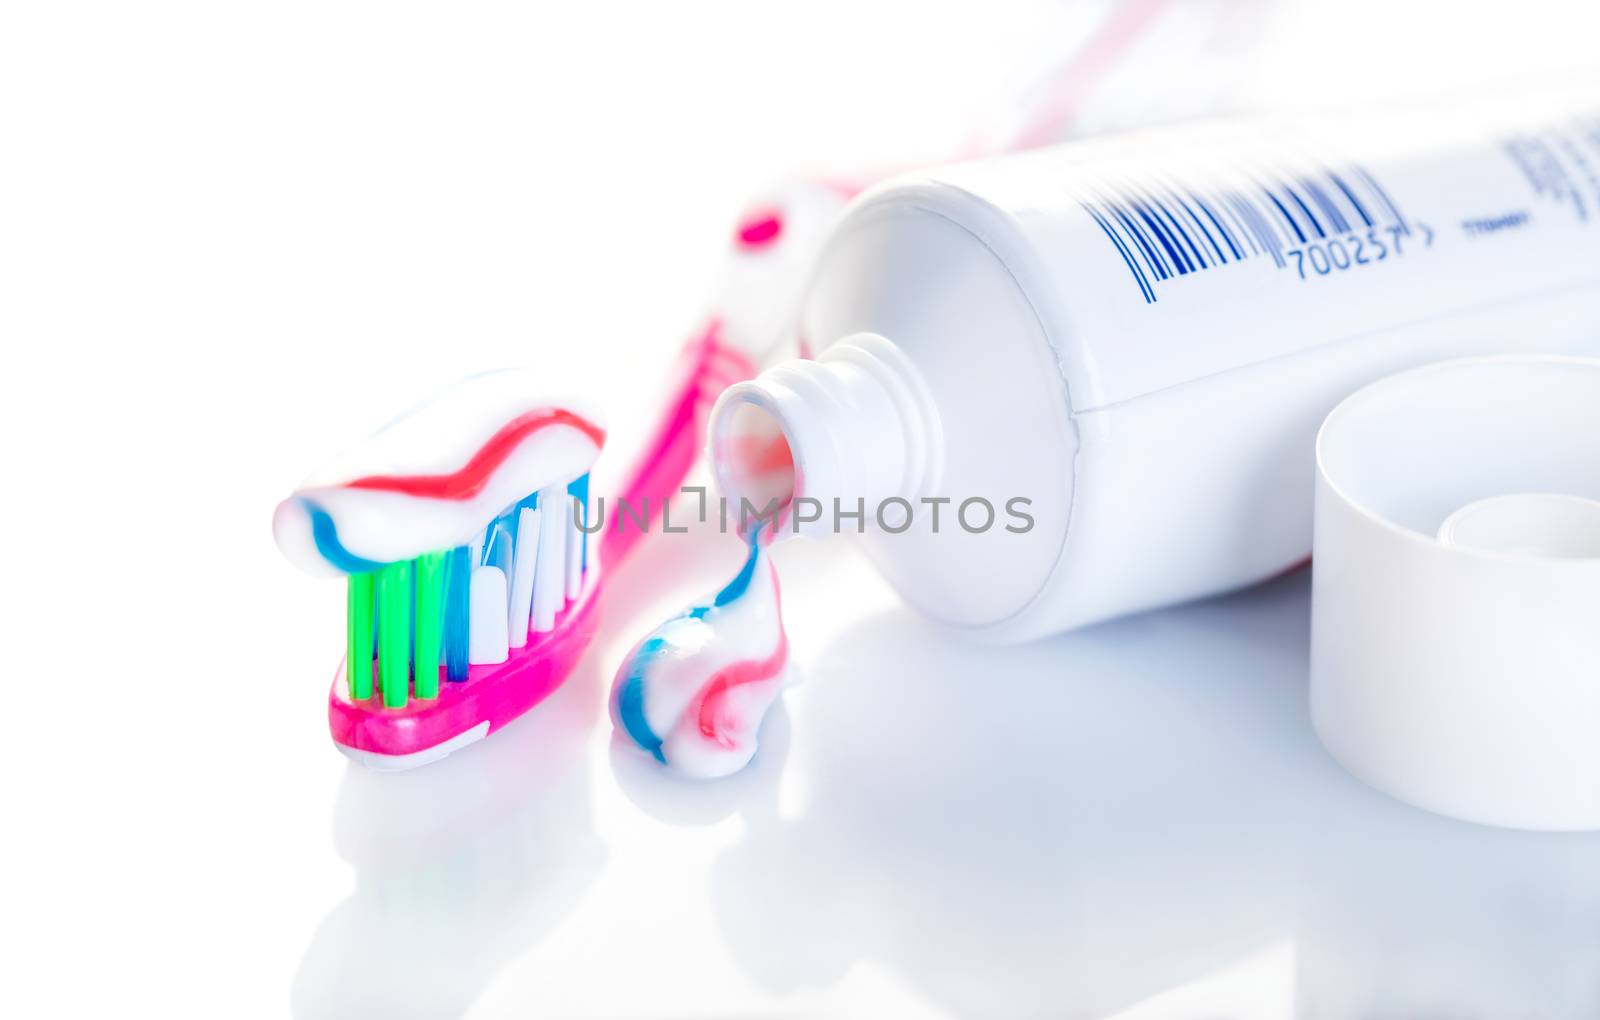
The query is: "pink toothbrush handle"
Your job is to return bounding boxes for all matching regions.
[600,319,756,567]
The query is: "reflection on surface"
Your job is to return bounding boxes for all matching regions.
[291,655,607,1019]
[705,571,1600,1019]
[609,703,791,827]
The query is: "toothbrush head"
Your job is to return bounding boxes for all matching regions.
[273,370,607,770]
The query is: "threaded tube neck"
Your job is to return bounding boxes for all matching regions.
[709,333,942,536]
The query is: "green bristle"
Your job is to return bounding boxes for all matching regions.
[346,571,375,700]
[376,560,412,709]
[413,550,447,700]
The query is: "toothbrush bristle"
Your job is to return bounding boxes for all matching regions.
[341,471,592,708]
[444,545,471,681]
[564,492,583,602]
[507,505,541,649]
[569,474,590,573]
[413,550,447,700]
[530,482,567,634]
[483,509,516,578]
[468,565,510,664]
[376,560,412,708]
[346,572,375,701]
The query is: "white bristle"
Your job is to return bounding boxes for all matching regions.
[564,492,583,601]
[530,483,566,632]
[467,526,487,567]
[468,566,509,665]
[506,506,540,649]
[481,523,510,595]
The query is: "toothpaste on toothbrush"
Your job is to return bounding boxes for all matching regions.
[272,370,605,706]
[611,527,789,779]
[274,371,603,577]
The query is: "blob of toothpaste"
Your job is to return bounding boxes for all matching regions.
[611,527,788,778]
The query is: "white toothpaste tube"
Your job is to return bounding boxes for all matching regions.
[710,82,1600,642]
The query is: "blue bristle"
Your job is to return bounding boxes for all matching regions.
[569,473,590,572]
[444,544,471,682]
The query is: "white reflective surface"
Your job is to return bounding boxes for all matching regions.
[288,525,1600,1019]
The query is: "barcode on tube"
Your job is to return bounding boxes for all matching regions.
[1080,161,1413,303]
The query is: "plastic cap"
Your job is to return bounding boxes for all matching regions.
[1310,355,1600,831]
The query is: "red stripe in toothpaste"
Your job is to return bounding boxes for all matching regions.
[696,626,789,748]
[341,408,606,501]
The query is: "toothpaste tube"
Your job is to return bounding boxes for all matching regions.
[710,83,1600,641]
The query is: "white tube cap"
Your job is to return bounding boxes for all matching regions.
[1311,355,1600,831]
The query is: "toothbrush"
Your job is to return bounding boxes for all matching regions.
[272,340,775,771]
[273,370,607,770]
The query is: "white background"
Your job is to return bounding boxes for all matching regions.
[4,1,1599,1016]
